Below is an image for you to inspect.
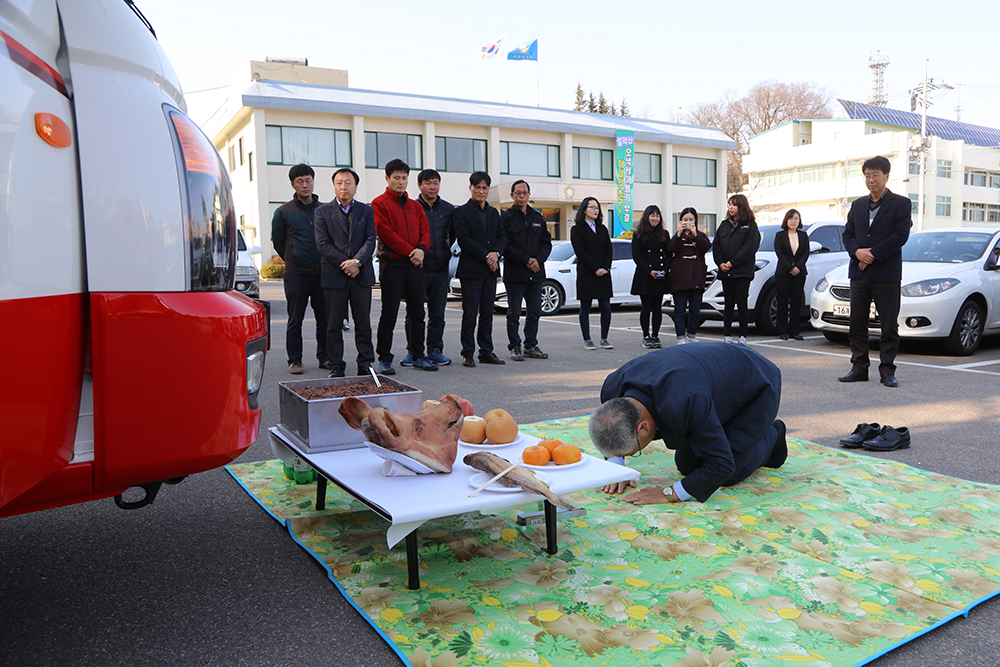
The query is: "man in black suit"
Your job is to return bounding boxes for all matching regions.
[453,171,507,367]
[314,168,377,378]
[839,155,912,387]
[590,343,787,504]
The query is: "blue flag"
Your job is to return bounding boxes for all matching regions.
[507,39,538,61]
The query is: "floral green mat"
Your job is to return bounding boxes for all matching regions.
[227,417,1000,667]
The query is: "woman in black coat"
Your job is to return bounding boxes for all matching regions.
[571,197,613,350]
[712,194,760,343]
[773,208,809,340]
[667,206,712,344]
[630,205,670,348]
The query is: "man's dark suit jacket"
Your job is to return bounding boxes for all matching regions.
[600,343,781,502]
[842,190,912,281]
[454,199,506,281]
[314,200,377,289]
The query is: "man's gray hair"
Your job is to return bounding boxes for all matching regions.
[589,398,641,458]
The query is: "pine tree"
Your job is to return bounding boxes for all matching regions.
[573,83,586,112]
[587,92,597,113]
[610,102,618,116]
[620,99,630,117]
[597,92,609,115]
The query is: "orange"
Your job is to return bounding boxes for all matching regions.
[537,439,563,456]
[485,416,518,444]
[552,444,582,465]
[484,408,513,424]
[522,445,550,466]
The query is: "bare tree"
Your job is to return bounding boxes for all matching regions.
[685,81,832,193]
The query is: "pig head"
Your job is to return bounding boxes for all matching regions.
[339,396,464,473]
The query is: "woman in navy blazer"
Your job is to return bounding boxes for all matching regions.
[773,209,809,340]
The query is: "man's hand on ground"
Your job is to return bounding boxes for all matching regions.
[601,480,636,494]
[621,486,674,505]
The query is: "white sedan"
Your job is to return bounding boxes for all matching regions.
[810,227,1000,355]
[450,240,644,315]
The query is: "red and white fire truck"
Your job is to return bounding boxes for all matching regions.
[0,1,268,517]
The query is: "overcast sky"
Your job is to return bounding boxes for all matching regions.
[140,0,999,133]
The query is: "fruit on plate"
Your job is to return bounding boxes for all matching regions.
[461,416,487,444]
[522,445,550,466]
[537,439,563,456]
[485,416,518,444]
[552,444,582,465]
[484,408,513,424]
[421,399,441,411]
[442,394,474,417]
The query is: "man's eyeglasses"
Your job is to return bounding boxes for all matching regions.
[512,190,529,196]
[629,435,642,458]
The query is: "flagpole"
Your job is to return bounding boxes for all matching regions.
[536,59,540,107]
[504,30,509,104]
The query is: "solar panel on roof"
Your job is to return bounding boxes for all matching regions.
[839,99,1000,148]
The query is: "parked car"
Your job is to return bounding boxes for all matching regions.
[665,222,849,335]
[450,239,644,315]
[811,227,1000,355]
[235,229,262,298]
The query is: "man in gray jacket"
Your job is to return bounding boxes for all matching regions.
[314,168,377,378]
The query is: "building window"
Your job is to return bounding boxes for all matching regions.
[870,127,882,134]
[991,173,1000,188]
[248,151,253,181]
[937,160,952,178]
[365,132,422,170]
[987,204,1000,223]
[572,147,613,180]
[908,154,920,175]
[499,141,559,178]
[965,171,987,187]
[908,194,921,215]
[843,162,861,178]
[228,145,236,172]
[963,202,986,222]
[672,156,717,187]
[936,196,952,217]
[434,136,487,173]
[266,126,352,167]
[634,153,662,183]
[238,137,245,166]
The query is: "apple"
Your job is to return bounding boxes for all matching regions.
[441,394,474,417]
[420,399,441,411]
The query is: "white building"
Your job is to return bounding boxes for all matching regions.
[202,62,735,263]
[742,100,1000,230]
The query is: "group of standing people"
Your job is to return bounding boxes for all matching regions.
[270,162,556,377]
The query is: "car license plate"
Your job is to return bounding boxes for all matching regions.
[832,303,878,318]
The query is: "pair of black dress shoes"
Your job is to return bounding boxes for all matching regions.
[838,369,898,387]
[840,423,911,451]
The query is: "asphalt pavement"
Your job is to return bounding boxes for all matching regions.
[2,280,999,666]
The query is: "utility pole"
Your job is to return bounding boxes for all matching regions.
[917,60,927,233]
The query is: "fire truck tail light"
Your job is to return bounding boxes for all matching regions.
[164,105,236,293]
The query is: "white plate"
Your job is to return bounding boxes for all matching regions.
[366,442,437,474]
[468,471,551,493]
[518,455,587,471]
[459,433,525,449]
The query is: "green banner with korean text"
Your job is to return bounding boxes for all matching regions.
[615,130,635,233]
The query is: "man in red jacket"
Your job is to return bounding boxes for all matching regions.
[372,159,437,374]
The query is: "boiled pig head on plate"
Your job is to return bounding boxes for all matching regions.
[339,395,465,473]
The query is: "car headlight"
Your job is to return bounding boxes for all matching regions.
[754,259,769,270]
[236,266,258,277]
[815,277,828,292]
[900,279,960,297]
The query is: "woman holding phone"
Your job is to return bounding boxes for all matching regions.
[773,208,809,340]
[667,207,711,344]
[630,205,671,348]
[712,194,760,344]
[571,197,614,350]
